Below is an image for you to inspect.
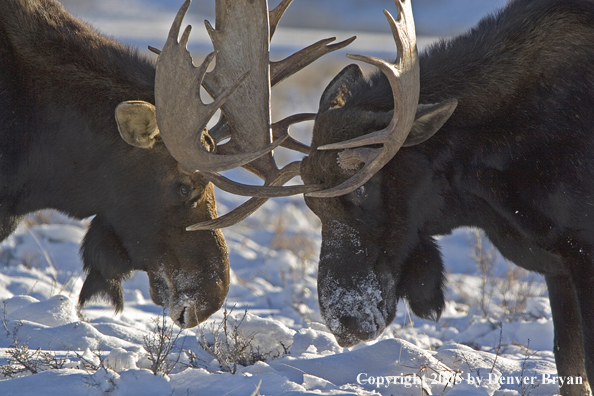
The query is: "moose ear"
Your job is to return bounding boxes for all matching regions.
[319,64,364,112]
[115,100,160,149]
[404,98,458,147]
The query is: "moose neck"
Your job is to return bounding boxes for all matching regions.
[360,1,590,132]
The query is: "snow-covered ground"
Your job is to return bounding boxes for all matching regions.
[0,1,576,395]
[0,192,566,396]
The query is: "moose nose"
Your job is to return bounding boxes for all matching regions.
[333,315,384,347]
[176,306,189,328]
[171,300,221,329]
[170,301,199,329]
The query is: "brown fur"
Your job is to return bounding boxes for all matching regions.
[303,1,594,394]
[0,0,229,328]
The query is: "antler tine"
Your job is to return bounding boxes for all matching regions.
[187,162,318,230]
[271,36,356,87]
[308,0,419,198]
[156,0,286,173]
[187,197,268,231]
[272,113,314,155]
[165,0,191,44]
[269,0,293,39]
[148,46,161,55]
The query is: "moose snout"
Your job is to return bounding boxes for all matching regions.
[169,291,224,329]
[169,300,199,329]
[148,269,227,328]
[318,269,394,347]
[332,313,386,347]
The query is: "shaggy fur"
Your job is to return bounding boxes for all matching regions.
[302,1,594,394]
[0,0,229,328]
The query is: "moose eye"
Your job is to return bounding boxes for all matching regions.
[347,184,368,206]
[179,185,193,198]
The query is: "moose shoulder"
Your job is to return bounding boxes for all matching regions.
[0,0,229,328]
[300,0,594,394]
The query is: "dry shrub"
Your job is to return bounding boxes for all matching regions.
[197,306,287,374]
[467,229,546,320]
[269,214,317,270]
[143,313,182,375]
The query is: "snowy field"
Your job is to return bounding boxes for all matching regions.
[0,0,576,395]
[0,195,565,396]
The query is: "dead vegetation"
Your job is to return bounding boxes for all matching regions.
[143,313,183,375]
[453,229,547,321]
[0,306,279,380]
[196,305,289,374]
[269,214,318,268]
[0,334,70,378]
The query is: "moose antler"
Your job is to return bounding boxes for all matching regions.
[153,0,355,229]
[155,0,285,173]
[308,0,420,197]
[199,0,420,201]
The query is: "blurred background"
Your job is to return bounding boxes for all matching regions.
[59,0,508,56]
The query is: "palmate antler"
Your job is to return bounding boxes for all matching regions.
[151,0,354,229]
[145,0,448,230]
[198,0,421,200]
[154,1,262,173]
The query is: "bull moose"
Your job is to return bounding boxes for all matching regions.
[0,0,232,329]
[0,0,350,328]
[195,0,594,394]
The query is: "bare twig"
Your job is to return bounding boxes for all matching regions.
[197,305,286,374]
[143,311,183,375]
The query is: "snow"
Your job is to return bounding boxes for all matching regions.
[0,1,573,395]
[0,201,565,396]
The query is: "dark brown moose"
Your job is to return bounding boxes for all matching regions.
[0,0,350,329]
[196,0,594,394]
[0,0,229,329]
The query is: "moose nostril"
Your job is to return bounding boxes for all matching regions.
[177,306,187,327]
[340,315,357,329]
